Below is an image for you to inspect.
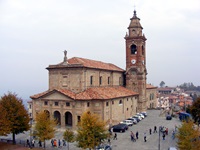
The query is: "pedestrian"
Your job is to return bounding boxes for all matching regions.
[58,139,61,147]
[130,131,136,142]
[26,139,30,147]
[166,128,168,135]
[38,140,42,147]
[62,139,66,146]
[149,128,152,135]
[144,132,147,142]
[154,126,157,133]
[108,138,111,145]
[32,139,35,147]
[175,124,177,132]
[51,139,54,147]
[172,130,175,140]
[136,131,139,139]
[53,139,57,147]
[162,133,165,140]
[113,133,117,140]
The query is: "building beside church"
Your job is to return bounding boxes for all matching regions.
[30,10,157,129]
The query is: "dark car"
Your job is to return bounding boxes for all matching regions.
[132,116,140,122]
[166,115,172,120]
[95,144,112,150]
[112,124,128,132]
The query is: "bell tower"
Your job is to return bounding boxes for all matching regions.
[125,10,147,112]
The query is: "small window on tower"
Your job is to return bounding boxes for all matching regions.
[131,44,137,54]
[142,45,145,55]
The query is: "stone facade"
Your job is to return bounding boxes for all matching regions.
[30,10,157,130]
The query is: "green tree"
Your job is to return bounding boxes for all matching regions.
[76,111,109,150]
[33,111,57,148]
[190,97,200,123]
[160,81,165,87]
[63,129,75,150]
[176,120,200,150]
[0,92,30,144]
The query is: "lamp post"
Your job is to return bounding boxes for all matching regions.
[29,118,33,148]
[158,126,161,150]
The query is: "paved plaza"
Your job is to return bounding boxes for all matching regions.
[0,109,181,150]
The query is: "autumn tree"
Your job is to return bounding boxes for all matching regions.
[33,111,57,148]
[0,92,30,144]
[190,97,200,123]
[63,129,75,150]
[76,111,109,150]
[176,120,200,150]
[0,103,11,135]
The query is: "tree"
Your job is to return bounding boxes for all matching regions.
[160,81,165,87]
[0,103,11,135]
[176,120,200,150]
[33,111,57,148]
[0,92,30,144]
[63,129,75,150]
[76,111,109,150]
[190,97,200,123]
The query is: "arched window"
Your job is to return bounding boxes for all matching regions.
[131,44,137,54]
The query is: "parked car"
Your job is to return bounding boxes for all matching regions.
[137,113,145,119]
[166,115,172,120]
[120,120,133,126]
[127,118,137,124]
[141,112,147,117]
[112,124,128,132]
[132,116,140,122]
[96,144,112,150]
[168,147,177,150]
[134,115,142,121]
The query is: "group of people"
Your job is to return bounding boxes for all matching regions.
[51,139,66,147]
[130,131,138,142]
[26,139,39,148]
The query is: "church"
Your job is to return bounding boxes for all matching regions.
[30,10,157,129]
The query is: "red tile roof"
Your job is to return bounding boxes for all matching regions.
[47,57,124,72]
[76,86,138,100]
[146,84,157,89]
[30,86,138,100]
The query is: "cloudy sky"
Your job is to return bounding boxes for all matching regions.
[0,0,200,101]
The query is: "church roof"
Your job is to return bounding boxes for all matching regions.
[47,57,124,72]
[30,86,138,100]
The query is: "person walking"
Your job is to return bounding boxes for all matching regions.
[136,131,139,139]
[31,139,35,147]
[58,139,61,147]
[113,133,117,140]
[51,139,54,147]
[62,139,66,146]
[26,139,30,147]
[154,126,157,133]
[149,128,152,135]
[162,133,165,140]
[144,132,147,142]
[38,140,42,147]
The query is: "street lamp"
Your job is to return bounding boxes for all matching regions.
[29,118,33,148]
[158,126,161,150]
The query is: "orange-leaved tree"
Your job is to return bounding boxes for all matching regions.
[0,92,30,144]
[76,111,109,150]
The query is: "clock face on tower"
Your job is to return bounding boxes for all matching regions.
[131,59,136,64]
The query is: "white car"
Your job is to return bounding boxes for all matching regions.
[120,120,133,126]
[137,113,145,119]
